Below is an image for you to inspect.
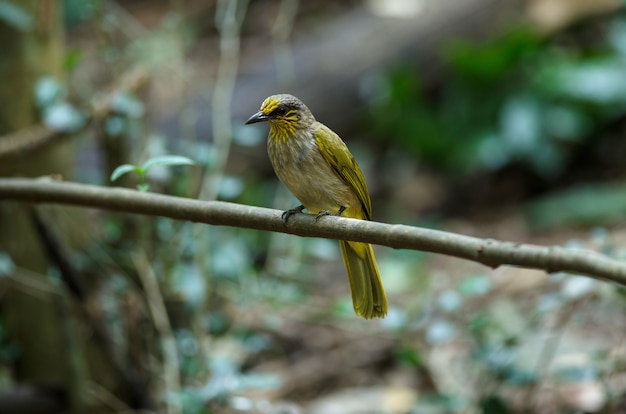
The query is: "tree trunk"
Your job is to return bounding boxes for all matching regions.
[0,2,78,412]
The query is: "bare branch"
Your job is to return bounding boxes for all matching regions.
[201,0,249,201]
[1,177,626,285]
[133,252,180,414]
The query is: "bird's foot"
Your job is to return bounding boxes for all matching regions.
[281,205,305,225]
[315,210,331,222]
[315,206,346,222]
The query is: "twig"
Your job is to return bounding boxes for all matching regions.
[1,177,626,286]
[200,0,249,201]
[133,251,181,414]
[3,268,62,298]
[272,0,299,87]
[528,298,587,411]
[86,381,131,413]
[0,126,64,160]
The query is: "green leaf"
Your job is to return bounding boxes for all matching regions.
[500,95,541,156]
[538,58,626,104]
[42,102,85,132]
[137,183,150,192]
[110,92,145,118]
[35,77,64,109]
[104,116,127,136]
[63,0,96,26]
[394,345,423,367]
[609,18,626,57]
[457,274,491,297]
[425,318,457,345]
[553,365,597,382]
[444,26,541,84]
[480,395,510,414]
[526,183,626,229]
[0,252,15,277]
[170,264,206,309]
[437,290,463,312]
[142,155,195,172]
[218,175,244,200]
[110,164,140,182]
[63,49,83,72]
[0,1,33,31]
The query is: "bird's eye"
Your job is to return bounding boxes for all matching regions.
[275,107,288,116]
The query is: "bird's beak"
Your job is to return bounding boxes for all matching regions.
[245,111,269,125]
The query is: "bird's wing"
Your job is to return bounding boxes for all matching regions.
[313,124,372,220]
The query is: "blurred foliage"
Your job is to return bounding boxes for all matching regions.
[526,182,626,229]
[63,0,97,27]
[369,21,626,179]
[0,1,33,31]
[35,77,86,132]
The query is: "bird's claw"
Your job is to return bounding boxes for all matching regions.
[282,205,346,224]
[315,210,331,222]
[281,205,305,225]
[315,206,345,222]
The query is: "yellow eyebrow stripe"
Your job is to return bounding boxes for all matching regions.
[260,96,280,115]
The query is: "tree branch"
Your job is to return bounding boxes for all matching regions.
[1,177,625,285]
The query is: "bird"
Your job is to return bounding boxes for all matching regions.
[245,94,387,319]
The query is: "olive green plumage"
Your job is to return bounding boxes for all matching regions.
[246,94,387,319]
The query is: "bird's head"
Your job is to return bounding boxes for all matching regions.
[246,94,315,141]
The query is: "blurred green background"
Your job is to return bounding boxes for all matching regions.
[1,0,626,413]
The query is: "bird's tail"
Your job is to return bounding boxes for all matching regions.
[339,240,387,319]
